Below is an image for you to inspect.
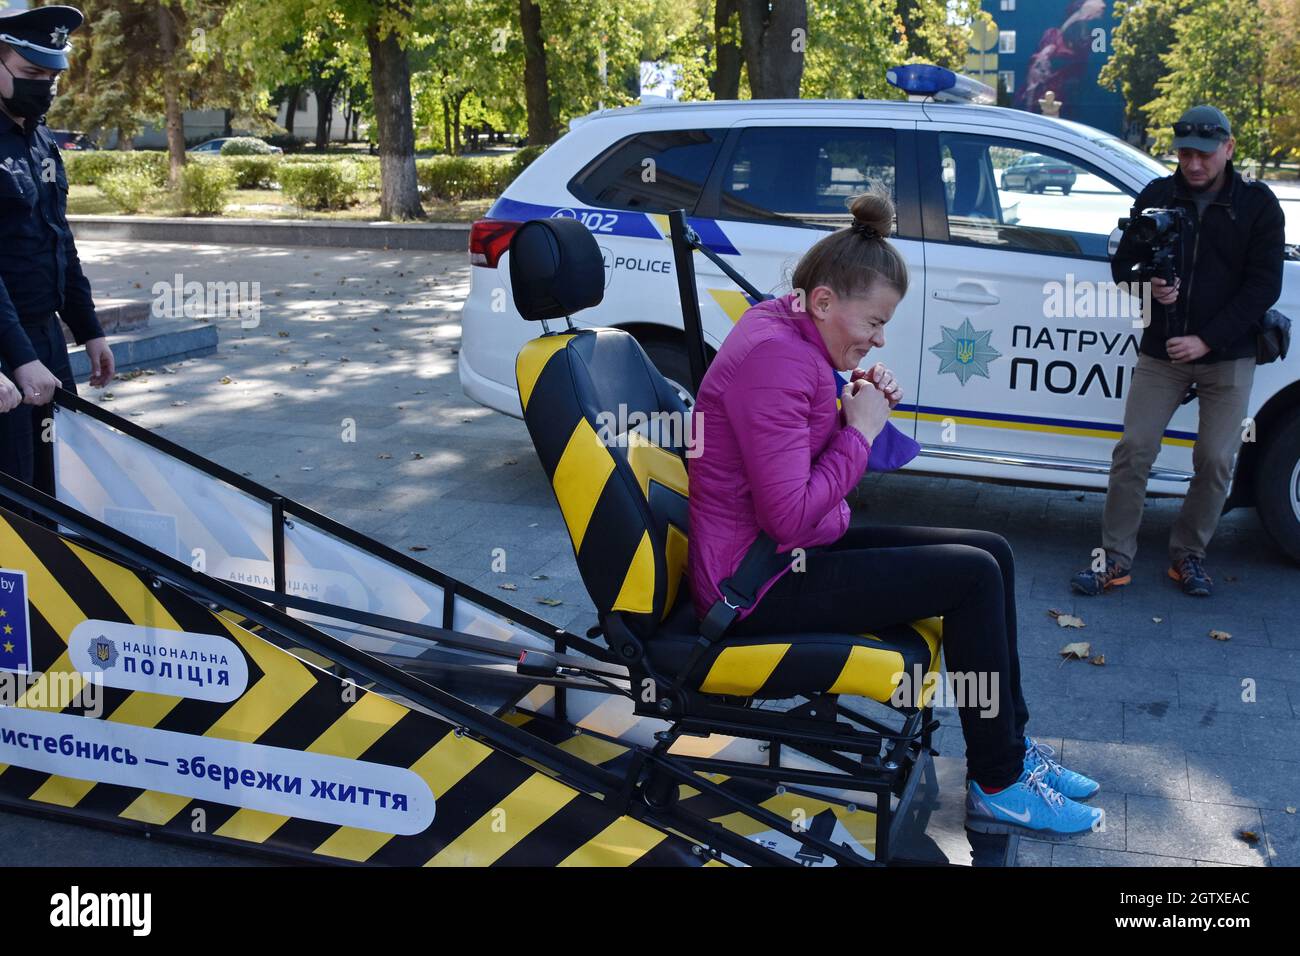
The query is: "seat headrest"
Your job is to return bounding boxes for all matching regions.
[509,218,605,322]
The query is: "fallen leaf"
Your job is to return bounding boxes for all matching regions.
[219,376,233,385]
[1237,830,1259,844]
[277,331,289,337]
[408,545,428,552]
[410,452,424,460]
[1209,629,1232,641]
[498,583,518,591]
[531,574,549,581]
[1060,642,1091,660]
[1152,617,1163,624]
[1056,614,1086,629]
[504,458,518,465]
[377,453,392,460]
[1286,806,1296,814]
[537,597,563,607]
[1089,655,1106,666]
[170,400,187,407]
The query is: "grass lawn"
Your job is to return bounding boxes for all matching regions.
[68,184,493,222]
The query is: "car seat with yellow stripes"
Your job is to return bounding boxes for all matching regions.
[510,218,942,833]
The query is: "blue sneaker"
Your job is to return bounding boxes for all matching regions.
[1024,736,1100,800]
[966,763,1104,841]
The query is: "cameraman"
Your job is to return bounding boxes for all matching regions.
[1073,106,1285,598]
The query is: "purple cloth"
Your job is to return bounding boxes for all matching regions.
[686,291,917,622]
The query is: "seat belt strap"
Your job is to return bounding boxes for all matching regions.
[669,532,792,697]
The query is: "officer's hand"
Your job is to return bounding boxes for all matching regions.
[13,360,61,406]
[85,337,115,388]
[1167,335,1210,363]
[1151,276,1179,306]
[0,373,20,413]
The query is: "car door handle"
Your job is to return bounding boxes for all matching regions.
[932,288,1000,305]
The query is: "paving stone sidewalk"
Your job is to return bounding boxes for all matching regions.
[10,238,1296,866]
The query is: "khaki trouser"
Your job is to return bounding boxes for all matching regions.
[1101,353,1255,568]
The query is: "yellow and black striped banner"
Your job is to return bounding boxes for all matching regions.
[0,506,706,866]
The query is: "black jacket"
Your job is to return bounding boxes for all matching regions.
[0,114,103,371]
[1111,160,1286,363]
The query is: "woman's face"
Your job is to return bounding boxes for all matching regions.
[809,283,901,372]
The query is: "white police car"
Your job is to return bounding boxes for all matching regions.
[459,65,1300,561]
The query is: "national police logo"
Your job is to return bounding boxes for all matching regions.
[91,636,118,669]
[929,318,1001,386]
[49,26,70,48]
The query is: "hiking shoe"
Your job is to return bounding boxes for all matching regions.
[1070,555,1131,596]
[1024,736,1099,800]
[1169,555,1212,596]
[966,763,1104,841]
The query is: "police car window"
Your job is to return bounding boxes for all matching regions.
[938,133,1133,258]
[569,129,725,213]
[718,127,896,229]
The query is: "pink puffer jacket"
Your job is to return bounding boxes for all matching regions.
[687,292,870,621]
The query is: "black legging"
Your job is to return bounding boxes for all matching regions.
[731,525,1028,789]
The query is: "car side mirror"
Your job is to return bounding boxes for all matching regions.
[1107,226,1124,258]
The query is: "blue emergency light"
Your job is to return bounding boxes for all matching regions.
[885,64,996,105]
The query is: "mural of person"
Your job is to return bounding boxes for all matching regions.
[1013,0,1106,118]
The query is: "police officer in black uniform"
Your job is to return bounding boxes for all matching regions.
[0,4,114,499]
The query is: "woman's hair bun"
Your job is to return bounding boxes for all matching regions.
[848,192,894,238]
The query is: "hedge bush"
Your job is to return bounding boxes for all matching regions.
[225,155,280,189]
[97,169,155,213]
[278,160,361,210]
[219,136,278,156]
[178,160,234,215]
[415,155,512,200]
[63,150,169,188]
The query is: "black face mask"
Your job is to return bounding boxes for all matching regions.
[1,60,55,120]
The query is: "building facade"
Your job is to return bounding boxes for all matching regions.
[966,0,1127,138]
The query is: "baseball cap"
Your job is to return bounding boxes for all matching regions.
[1171,105,1232,153]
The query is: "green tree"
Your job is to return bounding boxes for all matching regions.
[1262,0,1300,162]
[1144,0,1272,160]
[52,0,261,181]
[1098,0,1189,146]
[223,0,424,218]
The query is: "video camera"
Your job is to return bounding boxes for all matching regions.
[1116,207,1187,283]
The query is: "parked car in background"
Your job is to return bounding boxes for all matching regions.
[1000,152,1078,194]
[48,129,98,151]
[188,136,284,155]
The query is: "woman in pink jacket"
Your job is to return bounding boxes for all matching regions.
[687,193,1102,841]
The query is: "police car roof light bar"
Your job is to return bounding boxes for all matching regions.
[885,63,995,105]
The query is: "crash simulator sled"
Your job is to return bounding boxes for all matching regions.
[0,215,1013,866]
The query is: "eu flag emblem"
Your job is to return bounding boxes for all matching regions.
[0,568,33,673]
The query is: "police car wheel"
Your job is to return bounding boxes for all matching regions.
[1254,412,1300,563]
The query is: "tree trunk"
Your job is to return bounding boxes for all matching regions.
[709,0,742,99]
[156,4,186,186]
[115,126,133,151]
[738,0,806,98]
[313,80,340,151]
[519,0,555,144]
[453,90,466,155]
[284,84,300,136]
[222,108,233,138]
[442,95,451,153]
[365,16,424,220]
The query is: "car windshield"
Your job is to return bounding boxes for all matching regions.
[1084,133,1170,185]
